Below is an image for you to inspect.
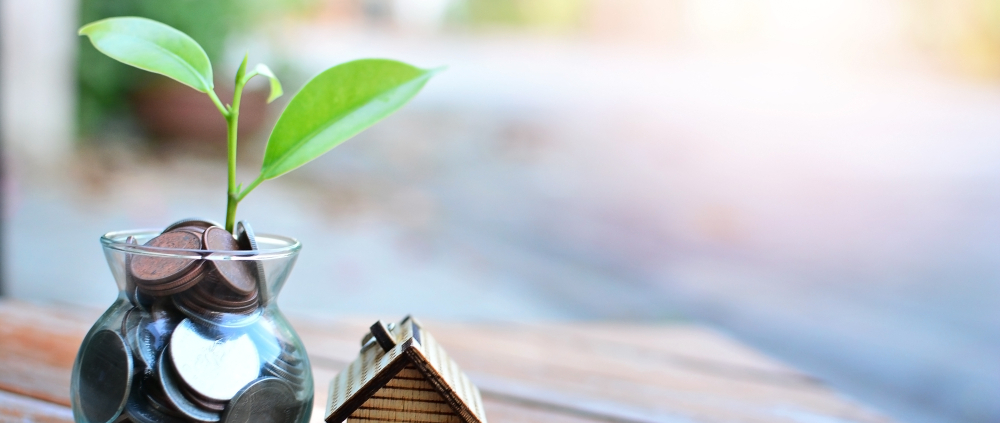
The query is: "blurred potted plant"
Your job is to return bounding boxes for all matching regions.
[77,0,310,146]
[72,16,439,423]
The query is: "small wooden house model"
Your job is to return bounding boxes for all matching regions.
[325,316,488,423]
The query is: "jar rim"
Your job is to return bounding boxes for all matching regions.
[100,228,301,260]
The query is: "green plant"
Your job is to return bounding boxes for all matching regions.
[80,17,440,232]
[77,0,314,136]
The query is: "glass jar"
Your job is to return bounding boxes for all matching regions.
[71,227,313,423]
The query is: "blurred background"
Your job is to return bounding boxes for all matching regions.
[2,0,999,422]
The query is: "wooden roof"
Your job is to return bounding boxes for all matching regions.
[325,316,487,423]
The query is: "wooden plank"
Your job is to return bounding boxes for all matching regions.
[429,326,891,423]
[0,390,73,423]
[479,397,608,423]
[292,318,892,423]
[0,301,97,407]
[0,301,892,423]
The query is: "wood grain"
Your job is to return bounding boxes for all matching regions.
[0,301,893,423]
[0,390,74,423]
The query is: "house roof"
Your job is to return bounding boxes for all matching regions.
[325,316,487,423]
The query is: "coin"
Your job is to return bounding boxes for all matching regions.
[234,221,268,303]
[172,296,261,329]
[124,236,139,306]
[124,385,183,423]
[133,287,155,311]
[79,329,133,423]
[168,319,260,401]
[156,352,221,422]
[130,231,205,295]
[142,380,183,419]
[221,377,297,423]
[134,304,181,372]
[262,361,305,386]
[163,218,221,234]
[204,227,256,295]
[121,307,148,373]
[177,384,228,413]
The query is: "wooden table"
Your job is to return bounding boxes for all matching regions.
[0,300,891,423]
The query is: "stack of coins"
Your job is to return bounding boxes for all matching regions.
[77,219,304,423]
[247,322,307,387]
[126,220,262,322]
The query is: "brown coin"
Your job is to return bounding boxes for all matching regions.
[130,231,203,285]
[204,227,256,295]
[177,287,258,315]
[139,268,204,296]
[191,283,259,310]
[163,219,220,234]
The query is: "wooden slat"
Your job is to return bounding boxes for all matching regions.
[292,318,892,423]
[0,301,98,407]
[0,390,73,423]
[0,301,892,423]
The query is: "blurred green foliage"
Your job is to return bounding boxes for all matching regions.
[77,0,313,136]
[454,0,586,31]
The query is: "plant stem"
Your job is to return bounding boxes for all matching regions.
[224,78,247,233]
[207,90,229,117]
[235,175,264,202]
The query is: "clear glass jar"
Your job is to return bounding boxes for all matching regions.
[71,228,313,423]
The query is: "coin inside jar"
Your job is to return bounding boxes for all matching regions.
[156,352,221,422]
[79,329,133,423]
[204,227,256,295]
[168,319,260,402]
[124,385,184,423]
[221,377,297,423]
[163,218,220,234]
[129,231,204,294]
[235,221,269,304]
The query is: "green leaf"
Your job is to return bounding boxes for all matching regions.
[235,54,249,88]
[79,17,213,93]
[253,64,283,103]
[260,59,439,180]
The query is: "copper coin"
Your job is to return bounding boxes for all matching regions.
[130,232,203,285]
[163,219,220,234]
[178,288,258,315]
[191,282,258,308]
[204,227,256,295]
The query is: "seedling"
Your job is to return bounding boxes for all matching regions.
[80,17,440,232]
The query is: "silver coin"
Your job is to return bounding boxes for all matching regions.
[124,236,139,307]
[79,329,133,423]
[172,296,261,328]
[235,221,269,304]
[168,319,260,401]
[121,308,147,373]
[262,361,305,386]
[277,342,302,367]
[124,388,183,423]
[156,352,221,422]
[137,303,180,366]
[221,377,297,423]
[133,287,155,311]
